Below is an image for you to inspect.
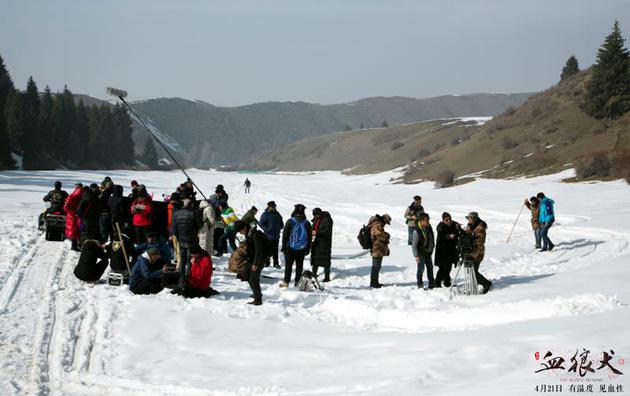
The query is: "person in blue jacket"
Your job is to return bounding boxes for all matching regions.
[259,201,284,269]
[129,248,167,295]
[537,192,555,251]
[135,231,174,263]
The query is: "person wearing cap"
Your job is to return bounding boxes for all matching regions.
[209,185,229,250]
[135,231,173,263]
[129,247,168,295]
[368,214,391,288]
[434,212,461,288]
[240,206,258,228]
[311,208,333,282]
[259,201,284,269]
[404,196,425,246]
[464,211,492,294]
[218,202,239,255]
[64,182,84,251]
[280,204,313,287]
[43,180,69,214]
[235,220,270,305]
[411,213,435,289]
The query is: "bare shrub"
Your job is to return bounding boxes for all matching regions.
[576,151,612,179]
[434,170,455,188]
[390,142,404,151]
[501,137,518,150]
[504,106,517,116]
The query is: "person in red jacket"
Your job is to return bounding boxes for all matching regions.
[64,182,83,251]
[131,195,153,244]
[171,245,218,298]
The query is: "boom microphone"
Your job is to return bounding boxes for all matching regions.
[105,86,208,200]
[105,87,128,99]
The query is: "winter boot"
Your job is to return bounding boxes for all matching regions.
[279,282,289,288]
[247,300,262,306]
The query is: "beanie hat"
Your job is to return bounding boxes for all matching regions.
[147,247,161,257]
[382,214,392,224]
[54,181,62,189]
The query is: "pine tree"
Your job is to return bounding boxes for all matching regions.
[141,136,158,169]
[0,54,16,169]
[560,55,579,80]
[22,76,43,169]
[112,104,135,166]
[4,90,23,155]
[40,86,54,149]
[381,120,389,128]
[584,21,630,119]
[74,100,90,165]
[86,105,106,168]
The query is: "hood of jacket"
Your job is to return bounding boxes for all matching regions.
[199,200,210,209]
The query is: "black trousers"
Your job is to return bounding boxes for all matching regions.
[135,226,150,245]
[312,264,330,280]
[474,261,492,290]
[370,257,383,286]
[435,260,455,286]
[131,278,163,295]
[270,238,280,266]
[284,248,306,285]
[246,264,263,302]
[100,212,113,243]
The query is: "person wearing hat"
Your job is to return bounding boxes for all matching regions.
[464,211,492,294]
[524,197,542,249]
[280,204,313,287]
[259,201,284,269]
[412,213,435,289]
[197,199,217,255]
[43,180,69,214]
[177,244,214,298]
[129,247,167,295]
[311,207,333,282]
[434,212,461,288]
[64,182,84,251]
[235,220,270,305]
[135,231,173,263]
[129,180,139,200]
[209,185,229,249]
[173,198,199,280]
[217,202,239,255]
[368,214,392,288]
[240,205,258,228]
[404,196,425,246]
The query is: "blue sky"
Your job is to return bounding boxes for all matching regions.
[1,0,629,105]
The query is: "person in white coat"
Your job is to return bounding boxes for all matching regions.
[198,200,216,255]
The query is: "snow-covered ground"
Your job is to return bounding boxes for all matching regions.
[0,169,628,395]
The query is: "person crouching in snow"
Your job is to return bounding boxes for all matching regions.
[129,247,167,295]
[412,213,435,289]
[369,214,391,288]
[173,245,217,298]
[235,220,270,306]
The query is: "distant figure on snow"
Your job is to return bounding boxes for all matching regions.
[244,178,252,193]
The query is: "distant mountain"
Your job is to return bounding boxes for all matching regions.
[245,69,630,185]
[130,93,532,167]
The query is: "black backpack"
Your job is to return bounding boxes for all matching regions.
[357,225,372,250]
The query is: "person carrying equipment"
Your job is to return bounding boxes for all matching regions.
[280,204,312,288]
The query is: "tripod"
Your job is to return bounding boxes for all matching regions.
[449,255,480,298]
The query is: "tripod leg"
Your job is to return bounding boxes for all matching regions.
[449,258,465,297]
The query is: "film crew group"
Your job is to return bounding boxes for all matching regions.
[360,196,492,294]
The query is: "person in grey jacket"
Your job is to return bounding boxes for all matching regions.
[412,213,435,289]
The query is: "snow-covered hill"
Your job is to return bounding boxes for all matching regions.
[0,169,628,395]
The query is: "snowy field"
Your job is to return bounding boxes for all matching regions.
[0,169,629,395]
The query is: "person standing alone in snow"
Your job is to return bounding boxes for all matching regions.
[537,192,555,251]
[244,178,252,193]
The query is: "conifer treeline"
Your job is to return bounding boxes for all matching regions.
[0,54,135,170]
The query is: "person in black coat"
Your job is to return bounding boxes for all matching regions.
[172,199,198,282]
[43,180,69,214]
[311,208,333,282]
[236,220,270,306]
[434,212,461,288]
[99,180,114,243]
[74,239,109,283]
[77,186,102,243]
[411,213,435,289]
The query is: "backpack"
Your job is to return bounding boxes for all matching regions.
[544,199,554,217]
[357,225,372,250]
[289,218,309,251]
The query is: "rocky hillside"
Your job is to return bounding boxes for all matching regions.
[243,70,630,184]
[131,93,531,167]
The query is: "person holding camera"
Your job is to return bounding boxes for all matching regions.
[434,212,461,288]
[404,195,424,245]
[464,212,492,294]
